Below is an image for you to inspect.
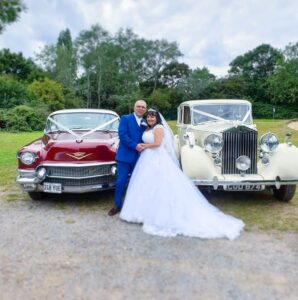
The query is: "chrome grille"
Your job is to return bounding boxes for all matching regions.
[46,165,112,178]
[45,175,114,186]
[222,127,257,174]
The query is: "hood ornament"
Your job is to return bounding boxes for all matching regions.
[66,152,92,160]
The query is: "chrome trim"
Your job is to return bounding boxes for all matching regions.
[222,128,257,174]
[17,152,39,165]
[192,179,298,187]
[17,162,117,191]
[16,176,40,184]
[46,174,110,179]
[18,169,36,174]
[38,162,116,168]
[36,183,115,193]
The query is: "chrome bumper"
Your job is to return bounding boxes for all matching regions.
[36,183,115,193]
[192,176,298,190]
[16,163,116,193]
[16,176,115,193]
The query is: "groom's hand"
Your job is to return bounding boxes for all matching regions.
[136,144,146,152]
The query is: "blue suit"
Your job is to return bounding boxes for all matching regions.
[114,113,146,209]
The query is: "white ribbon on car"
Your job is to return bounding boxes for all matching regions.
[192,108,226,122]
[47,116,119,142]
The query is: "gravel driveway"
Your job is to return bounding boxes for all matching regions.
[0,188,297,300]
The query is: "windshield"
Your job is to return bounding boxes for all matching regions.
[46,112,119,132]
[192,104,252,125]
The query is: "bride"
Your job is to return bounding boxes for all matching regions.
[120,108,244,240]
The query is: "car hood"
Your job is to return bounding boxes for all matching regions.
[18,131,118,169]
[40,131,118,162]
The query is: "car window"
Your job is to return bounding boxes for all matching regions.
[183,106,191,124]
[46,113,119,132]
[192,104,252,124]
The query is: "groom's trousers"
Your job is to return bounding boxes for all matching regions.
[114,161,136,209]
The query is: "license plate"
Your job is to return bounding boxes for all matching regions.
[43,182,62,193]
[224,184,264,191]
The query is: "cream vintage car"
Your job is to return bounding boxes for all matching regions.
[174,99,298,201]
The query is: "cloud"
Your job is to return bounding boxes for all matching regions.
[0,0,298,77]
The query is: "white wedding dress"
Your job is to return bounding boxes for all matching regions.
[120,124,244,240]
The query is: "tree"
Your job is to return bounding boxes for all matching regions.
[267,42,298,104]
[55,29,77,92]
[177,67,215,100]
[0,48,44,82]
[159,62,190,88]
[208,76,249,99]
[142,39,182,91]
[0,74,29,108]
[147,88,172,113]
[36,29,77,90]
[27,78,65,111]
[229,44,283,101]
[114,28,147,95]
[6,105,44,131]
[0,0,25,33]
[75,24,117,108]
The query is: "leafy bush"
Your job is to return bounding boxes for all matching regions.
[0,75,30,108]
[252,102,298,119]
[27,78,65,111]
[5,105,45,132]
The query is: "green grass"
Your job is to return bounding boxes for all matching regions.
[0,131,42,186]
[1,121,298,232]
[208,190,298,232]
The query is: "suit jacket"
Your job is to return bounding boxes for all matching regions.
[115,113,146,163]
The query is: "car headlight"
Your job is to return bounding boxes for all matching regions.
[203,134,223,153]
[19,152,37,165]
[236,156,251,171]
[259,133,279,152]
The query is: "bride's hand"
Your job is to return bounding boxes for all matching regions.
[136,143,147,152]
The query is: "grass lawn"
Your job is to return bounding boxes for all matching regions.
[0,131,43,186]
[1,120,298,232]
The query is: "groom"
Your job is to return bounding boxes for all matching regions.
[108,100,147,216]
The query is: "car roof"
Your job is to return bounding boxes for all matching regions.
[179,99,251,106]
[49,109,119,117]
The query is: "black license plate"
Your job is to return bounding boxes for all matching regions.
[225,184,264,191]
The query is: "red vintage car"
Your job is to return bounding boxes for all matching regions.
[16,109,119,200]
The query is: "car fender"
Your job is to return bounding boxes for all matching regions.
[180,144,217,179]
[258,143,298,179]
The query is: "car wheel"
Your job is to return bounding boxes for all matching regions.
[28,192,45,200]
[273,185,296,202]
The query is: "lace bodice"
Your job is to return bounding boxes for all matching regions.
[142,125,163,144]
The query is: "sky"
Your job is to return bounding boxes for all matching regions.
[0,0,298,77]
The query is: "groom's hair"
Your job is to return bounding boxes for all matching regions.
[147,107,162,128]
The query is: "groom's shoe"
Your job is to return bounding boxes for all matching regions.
[108,207,120,216]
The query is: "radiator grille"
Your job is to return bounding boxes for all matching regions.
[222,127,257,174]
[45,175,114,186]
[46,165,112,178]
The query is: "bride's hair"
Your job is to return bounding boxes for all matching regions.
[147,107,163,128]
